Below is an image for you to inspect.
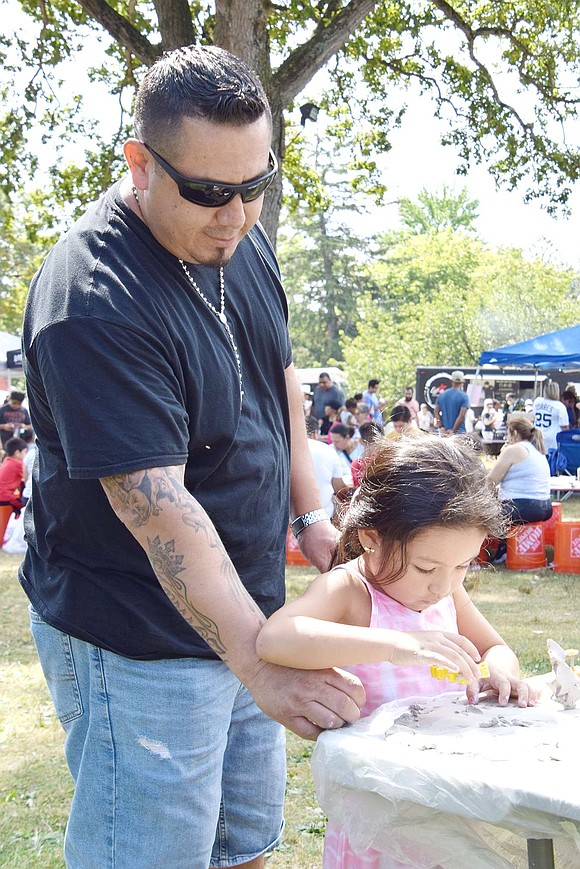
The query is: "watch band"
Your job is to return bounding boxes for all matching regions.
[291,509,328,538]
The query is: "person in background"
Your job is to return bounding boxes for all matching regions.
[384,404,419,439]
[339,397,359,429]
[329,424,363,478]
[532,380,569,451]
[434,371,470,435]
[350,421,382,488]
[321,399,342,439]
[394,385,420,422]
[475,398,501,440]
[416,402,434,433]
[257,435,536,869]
[312,372,345,428]
[487,418,552,564]
[20,45,363,869]
[464,405,476,433]
[493,398,505,427]
[561,389,579,428]
[305,416,346,519]
[300,384,313,417]
[0,436,27,514]
[0,390,32,450]
[362,379,383,424]
[355,402,371,428]
[20,429,36,507]
[483,381,495,400]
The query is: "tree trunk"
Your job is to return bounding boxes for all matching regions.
[213,0,280,243]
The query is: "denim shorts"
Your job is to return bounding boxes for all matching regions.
[29,607,286,868]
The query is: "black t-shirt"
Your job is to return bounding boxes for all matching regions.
[20,182,292,659]
[0,404,31,446]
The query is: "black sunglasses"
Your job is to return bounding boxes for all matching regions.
[142,143,278,207]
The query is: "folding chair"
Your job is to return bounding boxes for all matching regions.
[555,430,580,476]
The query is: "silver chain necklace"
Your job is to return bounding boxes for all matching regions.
[131,185,243,404]
[179,260,244,403]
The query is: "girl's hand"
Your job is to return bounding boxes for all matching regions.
[384,630,482,682]
[466,671,539,708]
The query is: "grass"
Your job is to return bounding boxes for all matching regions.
[2,495,580,867]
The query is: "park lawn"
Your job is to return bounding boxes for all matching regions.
[1,496,580,868]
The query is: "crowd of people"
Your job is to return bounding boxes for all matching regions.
[303,370,578,557]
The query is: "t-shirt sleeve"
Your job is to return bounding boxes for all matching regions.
[27,317,190,479]
[332,453,344,477]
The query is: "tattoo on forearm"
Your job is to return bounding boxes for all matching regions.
[148,534,227,657]
[101,468,182,527]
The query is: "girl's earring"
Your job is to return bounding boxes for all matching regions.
[363,546,375,553]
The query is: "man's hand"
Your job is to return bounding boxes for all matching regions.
[296,519,339,573]
[245,660,366,740]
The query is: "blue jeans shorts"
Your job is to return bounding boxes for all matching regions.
[30,607,286,868]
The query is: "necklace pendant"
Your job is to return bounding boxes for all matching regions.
[218,312,227,325]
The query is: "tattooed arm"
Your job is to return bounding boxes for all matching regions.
[100,465,365,739]
[100,465,261,667]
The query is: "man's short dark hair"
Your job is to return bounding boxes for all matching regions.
[319,372,330,380]
[9,390,25,402]
[134,45,272,154]
[4,436,27,456]
[368,379,380,388]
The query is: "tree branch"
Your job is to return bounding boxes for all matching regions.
[76,0,161,66]
[430,0,533,132]
[273,0,381,106]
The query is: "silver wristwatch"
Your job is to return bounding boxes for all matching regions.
[291,509,328,538]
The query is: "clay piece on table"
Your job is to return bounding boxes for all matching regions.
[547,639,580,710]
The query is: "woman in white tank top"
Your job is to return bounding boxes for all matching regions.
[487,417,552,525]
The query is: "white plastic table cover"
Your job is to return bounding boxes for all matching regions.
[311,690,580,869]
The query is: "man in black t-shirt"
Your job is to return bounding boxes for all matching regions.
[0,390,32,449]
[21,45,363,869]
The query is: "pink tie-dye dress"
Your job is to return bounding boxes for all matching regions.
[322,568,458,869]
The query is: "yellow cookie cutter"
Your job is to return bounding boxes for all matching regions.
[430,661,490,685]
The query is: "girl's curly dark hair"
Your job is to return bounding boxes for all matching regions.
[333,434,508,584]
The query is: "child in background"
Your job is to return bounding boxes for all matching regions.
[350,420,382,488]
[257,435,537,869]
[0,436,28,515]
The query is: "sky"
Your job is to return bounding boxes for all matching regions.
[359,99,580,270]
[9,2,580,272]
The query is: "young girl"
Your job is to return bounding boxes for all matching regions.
[257,435,537,868]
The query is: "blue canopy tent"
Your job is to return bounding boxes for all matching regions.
[478,324,580,370]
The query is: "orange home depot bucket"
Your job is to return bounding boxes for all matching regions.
[553,521,580,574]
[285,525,311,567]
[542,502,562,547]
[506,523,547,570]
[0,504,13,546]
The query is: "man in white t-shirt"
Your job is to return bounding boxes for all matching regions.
[305,416,346,518]
[533,381,569,451]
